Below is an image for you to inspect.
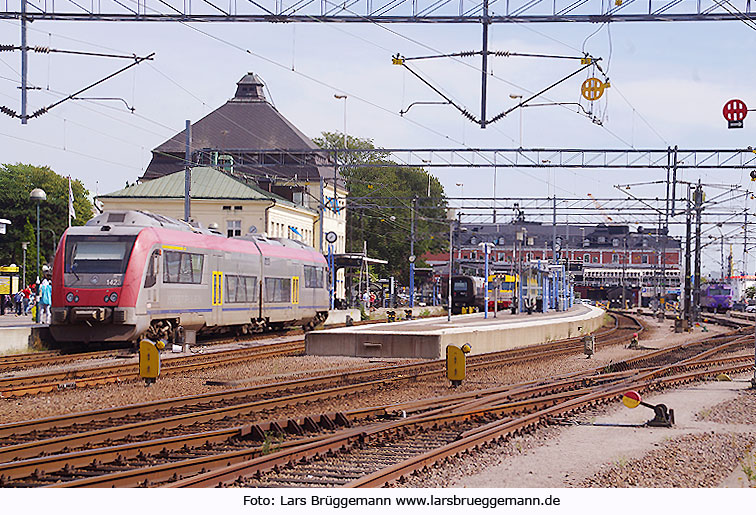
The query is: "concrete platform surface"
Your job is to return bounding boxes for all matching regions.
[306,305,606,359]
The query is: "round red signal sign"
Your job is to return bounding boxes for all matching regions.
[723,99,748,122]
[622,390,642,409]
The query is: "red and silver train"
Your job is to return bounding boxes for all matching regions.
[50,210,329,344]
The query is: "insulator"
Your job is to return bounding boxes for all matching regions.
[461,109,477,122]
[29,107,48,119]
[493,50,511,57]
[460,50,476,57]
[0,45,16,52]
[32,46,50,53]
[0,106,17,118]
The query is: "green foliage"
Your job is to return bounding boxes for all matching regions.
[314,132,448,282]
[260,431,284,455]
[746,286,756,300]
[0,164,93,274]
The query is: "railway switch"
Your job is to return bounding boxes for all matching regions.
[446,344,471,387]
[622,391,675,428]
[139,339,163,386]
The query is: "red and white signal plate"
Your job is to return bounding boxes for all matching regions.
[723,99,748,129]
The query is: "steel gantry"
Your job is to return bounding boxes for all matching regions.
[2,0,755,22]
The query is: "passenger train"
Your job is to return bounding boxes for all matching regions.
[50,210,330,344]
[448,274,536,314]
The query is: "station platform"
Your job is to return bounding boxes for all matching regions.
[305,305,606,359]
[0,314,49,354]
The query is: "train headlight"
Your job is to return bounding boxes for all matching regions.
[104,295,110,303]
[66,292,74,302]
[74,295,79,303]
[109,292,118,303]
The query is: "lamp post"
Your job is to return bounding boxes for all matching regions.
[509,94,523,147]
[409,196,418,308]
[479,242,494,319]
[516,229,525,314]
[334,94,347,149]
[21,241,28,287]
[30,188,46,323]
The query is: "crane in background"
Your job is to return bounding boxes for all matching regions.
[587,193,613,223]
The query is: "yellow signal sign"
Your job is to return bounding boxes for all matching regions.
[581,77,607,101]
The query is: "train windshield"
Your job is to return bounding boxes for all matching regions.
[64,235,137,284]
[453,281,468,292]
[708,288,731,296]
[500,282,515,291]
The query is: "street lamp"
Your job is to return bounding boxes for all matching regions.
[479,242,495,319]
[30,187,46,322]
[334,94,347,149]
[509,94,523,147]
[21,241,28,287]
[455,182,464,199]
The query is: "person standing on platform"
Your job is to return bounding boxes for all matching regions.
[38,278,52,325]
[22,285,31,316]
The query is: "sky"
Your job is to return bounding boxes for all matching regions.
[1,7,756,274]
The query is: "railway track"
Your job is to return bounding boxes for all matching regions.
[2,329,747,488]
[1,313,752,487]
[0,339,305,397]
[0,313,634,447]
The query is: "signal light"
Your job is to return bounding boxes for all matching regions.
[750,170,756,181]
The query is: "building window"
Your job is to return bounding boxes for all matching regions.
[593,256,599,263]
[222,205,231,211]
[227,220,241,237]
[234,206,243,211]
[612,253,619,263]
[642,238,648,247]
[597,236,606,244]
[583,254,590,262]
[583,238,590,247]
[641,254,649,264]
[612,238,619,247]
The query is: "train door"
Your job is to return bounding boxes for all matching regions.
[210,253,224,327]
[143,248,161,307]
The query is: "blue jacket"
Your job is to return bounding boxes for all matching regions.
[39,282,52,305]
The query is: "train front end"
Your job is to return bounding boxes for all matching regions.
[50,221,149,343]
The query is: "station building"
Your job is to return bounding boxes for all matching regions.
[100,72,347,297]
[423,221,682,307]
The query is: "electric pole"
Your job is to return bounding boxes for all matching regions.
[693,182,703,322]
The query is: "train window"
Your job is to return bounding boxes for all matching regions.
[65,235,136,275]
[163,251,204,284]
[144,249,160,288]
[264,277,291,303]
[304,265,324,288]
[226,275,257,303]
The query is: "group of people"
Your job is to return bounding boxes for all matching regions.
[0,278,53,324]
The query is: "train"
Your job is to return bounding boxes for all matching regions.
[449,275,486,314]
[448,273,538,314]
[50,210,330,344]
[700,282,732,313]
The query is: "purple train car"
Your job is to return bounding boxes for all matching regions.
[700,283,732,313]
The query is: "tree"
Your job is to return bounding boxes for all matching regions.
[745,286,756,300]
[314,132,448,281]
[0,164,93,275]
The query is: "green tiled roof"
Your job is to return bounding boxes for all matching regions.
[100,167,287,202]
